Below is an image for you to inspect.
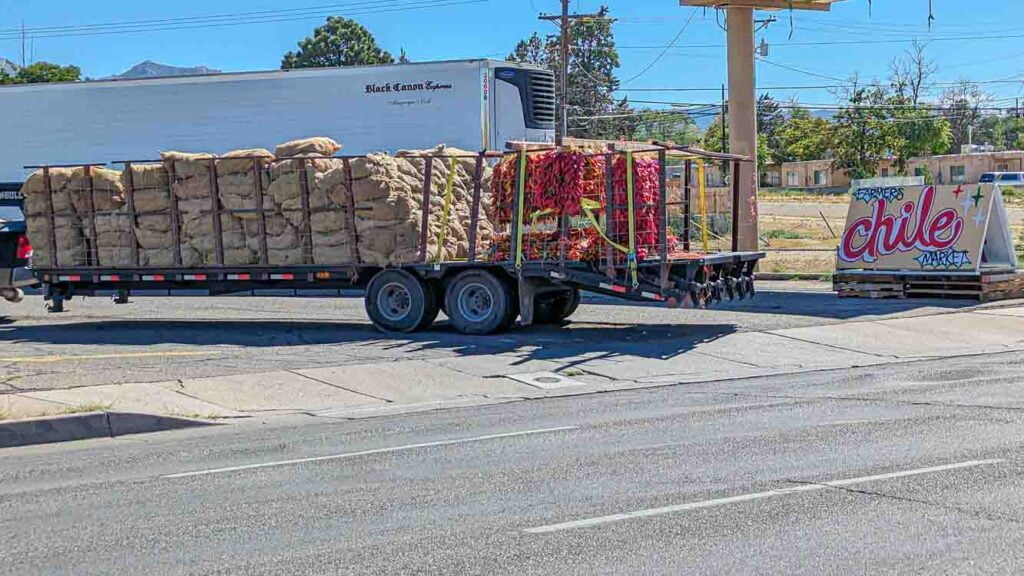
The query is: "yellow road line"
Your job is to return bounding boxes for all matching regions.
[0,351,217,363]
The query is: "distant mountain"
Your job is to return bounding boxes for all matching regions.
[113,60,220,79]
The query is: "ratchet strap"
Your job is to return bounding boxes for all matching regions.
[434,157,457,263]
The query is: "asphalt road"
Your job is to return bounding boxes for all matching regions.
[3,350,1024,574]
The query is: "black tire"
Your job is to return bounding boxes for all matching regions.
[365,269,438,333]
[444,269,515,335]
[533,288,580,324]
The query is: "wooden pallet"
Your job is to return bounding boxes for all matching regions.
[834,269,1024,302]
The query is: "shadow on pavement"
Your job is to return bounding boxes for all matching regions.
[582,288,975,320]
[0,318,739,363]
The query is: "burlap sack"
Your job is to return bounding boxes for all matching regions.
[162,151,215,179]
[275,137,341,158]
[218,148,274,174]
[122,163,168,191]
[26,214,86,267]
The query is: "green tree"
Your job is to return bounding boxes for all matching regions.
[940,80,987,153]
[777,108,832,162]
[701,112,728,154]
[282,16,393,69]
[889,103,951,174]
[631,110,700,146]
[0,62,81,85]
[508,6,621,139]
[830,84,898,180]
[756,94,787,165]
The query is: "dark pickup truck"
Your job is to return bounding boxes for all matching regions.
[0,185,34,303]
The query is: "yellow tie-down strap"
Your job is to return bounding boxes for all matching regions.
[434,157,458,263]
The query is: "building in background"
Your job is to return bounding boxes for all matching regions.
[908,150,1024,186]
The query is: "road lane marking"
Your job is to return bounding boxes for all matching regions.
[163,426,579,479]
[0,351,216,363]
[524,459,1004,534]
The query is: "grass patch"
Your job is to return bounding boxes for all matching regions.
[61,402,113,415]
[561,369,586,377]
[763,229,807,240]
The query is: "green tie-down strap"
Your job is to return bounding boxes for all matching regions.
[515,151,528,270]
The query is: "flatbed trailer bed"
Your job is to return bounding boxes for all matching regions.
[27,143,764,334]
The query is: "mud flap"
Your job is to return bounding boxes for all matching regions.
[517,277,538,327]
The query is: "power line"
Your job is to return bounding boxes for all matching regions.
[0,0,487,40]
[618,31,1024,51]
[619,10,697,86]
[0,0,396,34]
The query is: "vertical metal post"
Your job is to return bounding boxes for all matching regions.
[467,153,484,263]
[84,165,99,267]
[603,146,615,280]
[166,161,183,266]
[731,159,741,253]
[207,158,224,266]
[253,158,269,265]
[560,0,570,139]
[419,157,434,263]
[342,158,360,264]
[657,149,669,288]
[297,158,314,265]
[123,162,140,267]
[42,166,57,268]
[509,152,523,266]
[683,159,692,252]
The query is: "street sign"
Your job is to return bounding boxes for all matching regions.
[837,183,1018,273]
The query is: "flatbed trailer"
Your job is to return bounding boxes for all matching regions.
[28,143,764,334]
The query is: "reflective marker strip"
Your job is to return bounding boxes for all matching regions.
[599,282,627,294]
[141,274,165,281]
[226,274,251,281]
[641,291,665,301]
[58,275,82,282]
[182,274,207,281]
[99,275,121,282]
[269,273,294,280]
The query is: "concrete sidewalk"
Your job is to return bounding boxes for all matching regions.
[2,300,1021,446]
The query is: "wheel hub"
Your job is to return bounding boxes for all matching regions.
[377,282,412,321]
[457,283,494,323]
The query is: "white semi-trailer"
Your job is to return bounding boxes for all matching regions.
[0,59,555,185]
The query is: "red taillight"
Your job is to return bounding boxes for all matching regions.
[15,235,32,260]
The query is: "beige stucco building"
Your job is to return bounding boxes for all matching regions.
[762,151,1024,190]
[908,151,1024,186]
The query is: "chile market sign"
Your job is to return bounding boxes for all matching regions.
[837,183,1018,273]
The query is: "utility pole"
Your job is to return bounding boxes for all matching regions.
[721,83,728,182]
[20,20,26,68]
[539,1,602,141]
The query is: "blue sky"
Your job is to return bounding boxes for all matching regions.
[1,0,1022,110]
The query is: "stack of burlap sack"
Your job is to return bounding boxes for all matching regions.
[22,167,129,267]
[22,138,494,269]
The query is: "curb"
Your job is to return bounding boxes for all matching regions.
[0,412,216,449]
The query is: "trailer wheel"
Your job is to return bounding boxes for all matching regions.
[365,269,438,333]
[445,269,514,335]
[533,288,580,324]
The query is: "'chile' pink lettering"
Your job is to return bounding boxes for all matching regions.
[839,186,964,263]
